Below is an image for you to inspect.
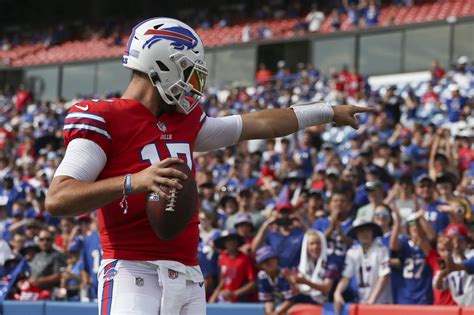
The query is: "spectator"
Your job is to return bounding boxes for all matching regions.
[20,240,40,262]
[28,229,66,292]
[225,189,265,230]
[430,60,446,82]
[251,203,305,269]
[312,190,353,285]
[385,175,417,233]
[435,224,474,305]
[79,215,102,302]
[364,0,379,27]
[445,84,468,123]
[256,63,273,86]
[255,246,294,314]
[59,239,83,301]
[333,218,391,314]
[416,174,450,235]
[305,4,325,32]
[233,213,255,255]
[390,210,434,304]
[330,9,341,31]
[356,180,385,221]
[284,229,334,304]
[209,230,257,303]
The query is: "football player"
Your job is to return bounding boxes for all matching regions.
[46,17,372,315]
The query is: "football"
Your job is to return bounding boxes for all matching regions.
[146,163,197,240]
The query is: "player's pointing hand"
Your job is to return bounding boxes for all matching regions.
[332,105,374,129]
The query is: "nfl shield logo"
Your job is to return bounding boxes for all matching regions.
[135,277,144,287]
[168,269,179,280]
[157,121,167,132]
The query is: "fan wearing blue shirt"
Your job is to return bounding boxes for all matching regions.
[446,84,467,122]
[415,175,449,235]
[256,246,295,314]
[81,227,102,301]
[391,212,434,305]
[312,191,353,277]
[251,203,304,269]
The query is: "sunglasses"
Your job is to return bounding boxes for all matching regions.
[375,211,390,218]
[39,238,53,242]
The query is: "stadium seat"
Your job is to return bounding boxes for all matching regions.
[356,305,462,315]
[288,304,323,315]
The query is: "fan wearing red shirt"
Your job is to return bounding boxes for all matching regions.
[346,67,364,98]
[209,230,257,303]
[422,82,440,105]
[414,219,455,305]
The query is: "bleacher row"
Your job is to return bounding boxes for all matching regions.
[0,0,473,67]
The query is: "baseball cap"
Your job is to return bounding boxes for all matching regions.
[445,224,468,239]
[234,213,254,229]
[416,174,434,185]
[365,180,383,191]
[457,56,469,65]
[275,203,294,213]
[367,165,381,175]
[20,241,40,255]
[256,246,278,264]
[326,168,339,178]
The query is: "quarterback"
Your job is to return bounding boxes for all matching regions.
[46,17,371,315]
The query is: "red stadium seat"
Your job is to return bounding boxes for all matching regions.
[356,305,461,315]
[288,304,323,315]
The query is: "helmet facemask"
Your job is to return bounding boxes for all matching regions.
[150,53,208,114]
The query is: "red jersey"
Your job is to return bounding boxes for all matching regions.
[425,249,456,305]
[63,98,206,265]
[219,251,257,302]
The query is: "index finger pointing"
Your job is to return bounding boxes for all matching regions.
[352,106,375,113]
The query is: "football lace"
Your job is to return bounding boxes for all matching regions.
[165,179,178,212]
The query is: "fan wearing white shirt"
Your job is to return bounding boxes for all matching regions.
[284,229,334,305]
[334,219,392,314]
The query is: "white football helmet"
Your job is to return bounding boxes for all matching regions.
[123,17,208,114]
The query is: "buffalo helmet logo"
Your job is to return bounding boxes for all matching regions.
[142,26,198,51]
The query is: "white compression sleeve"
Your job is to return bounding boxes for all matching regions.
[290,102,334,129]
[54,138,107,182]
[194,115,243,152]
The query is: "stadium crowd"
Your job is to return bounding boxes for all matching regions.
[1,0,414,52]
[0,53,472,313]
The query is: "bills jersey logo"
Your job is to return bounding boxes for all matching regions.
[103,268,118,281]
[168,269,179,279]
[142,26,198,51]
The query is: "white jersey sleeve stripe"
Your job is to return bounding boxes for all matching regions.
[64,123,111,139]
[65,112,106,123]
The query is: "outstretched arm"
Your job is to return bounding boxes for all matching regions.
[240,105,372,141]
[194,104,373,152]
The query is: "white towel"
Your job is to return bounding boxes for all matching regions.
[297,229,328,304]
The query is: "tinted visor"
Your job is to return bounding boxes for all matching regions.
[183,64,207,95]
